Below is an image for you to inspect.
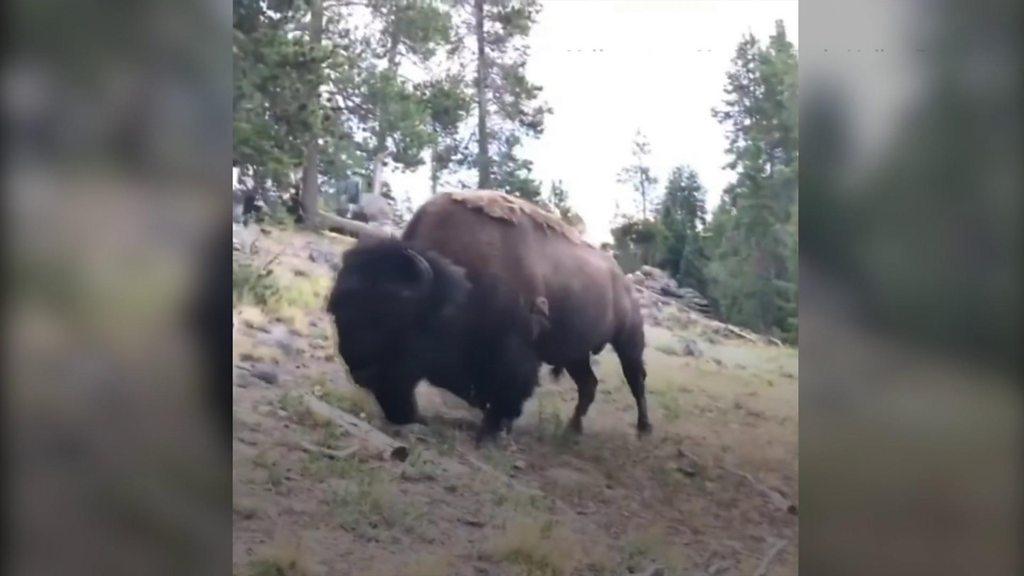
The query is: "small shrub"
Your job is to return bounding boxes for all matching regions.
[653,342,681,356]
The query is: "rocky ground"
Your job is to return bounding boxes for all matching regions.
[232,224,798,576]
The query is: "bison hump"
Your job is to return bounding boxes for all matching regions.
[445,190,585,245]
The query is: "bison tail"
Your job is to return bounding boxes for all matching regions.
[549,365,565,380]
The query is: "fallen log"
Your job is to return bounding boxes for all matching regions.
[722,464,798,516]
[302,394,409,461]
[721,323,759,343]
[312,211,397,240]
[298,441,360,461]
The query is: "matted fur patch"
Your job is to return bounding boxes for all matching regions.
[445,190,585,245]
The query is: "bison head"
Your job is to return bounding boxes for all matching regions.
[327,241,468,424]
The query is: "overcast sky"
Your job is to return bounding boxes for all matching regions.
[392,0,798,244]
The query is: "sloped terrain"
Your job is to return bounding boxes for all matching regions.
[232,225,798,576]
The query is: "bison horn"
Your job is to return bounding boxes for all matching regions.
[402,249,433,296]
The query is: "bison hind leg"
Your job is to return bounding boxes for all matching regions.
[614,331,652,437]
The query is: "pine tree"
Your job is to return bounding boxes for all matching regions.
[421,73,472,195]
[357,0,452,196]
[234,0,337,203]
[660,165,709,293]
[454,0,549,197]
[617,130,660,221]
[543,180,584,231]
[706,22,798,340]
[546,180,570,217]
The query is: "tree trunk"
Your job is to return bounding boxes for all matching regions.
[641,181,647,221]
[370,151,386,196]
[473,0,490,189]
[300,0,324,228]
[371,11,402,197]
[430,145,440,195]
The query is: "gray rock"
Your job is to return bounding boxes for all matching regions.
[252,369,279,385]
[308,247,341,270]
[680,338,703,357]
[358,193,395,223]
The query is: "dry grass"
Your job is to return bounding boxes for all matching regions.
[248,537,319,576]
[368,553,457,576]
[619,526,686,575]
[484,516,582,576]
[653,342,682,356]
[330,471,428,541]
[236,342,287,366]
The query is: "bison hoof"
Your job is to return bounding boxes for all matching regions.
[567,418,583,434]
[475,426,499,446]
[637,421,653,437]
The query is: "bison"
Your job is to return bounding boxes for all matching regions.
[327,191,650,440]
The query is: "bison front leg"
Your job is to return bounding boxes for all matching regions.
[475,338,540,445]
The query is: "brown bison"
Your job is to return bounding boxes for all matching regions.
[328,191,650,440]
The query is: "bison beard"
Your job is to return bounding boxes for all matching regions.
[327,241,541,441]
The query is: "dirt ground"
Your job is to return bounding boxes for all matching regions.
[232,226,798,576]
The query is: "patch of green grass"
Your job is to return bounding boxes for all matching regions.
[368,553,457,576]
[300,451,367,482]
[534,395,575,450]
[480,444,516,475]
[619,527,685,575]
[401,448,442,482]
[275,273,331,312]
[311,423,344,449]
[320,386,378,419]
[331,471,427,541]
[234,259,331,315]
[234,261,282,308]
[656,393,683,423]
[251,449,286,490]
[424,425,458,456]
[278,391,311,422]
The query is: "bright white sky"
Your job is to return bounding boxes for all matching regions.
[391,0,798,244]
